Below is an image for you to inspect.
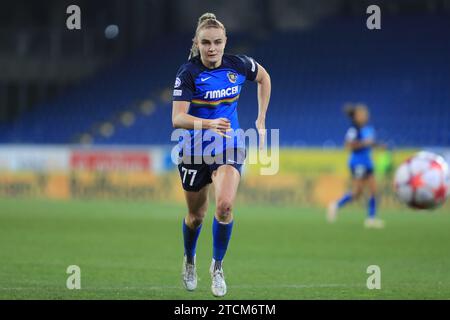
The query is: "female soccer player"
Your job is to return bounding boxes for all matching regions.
[327,104,385,229]
[171,13,271,297]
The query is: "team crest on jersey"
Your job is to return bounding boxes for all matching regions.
[227,72,237,84]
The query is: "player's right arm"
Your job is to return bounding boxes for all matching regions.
[344,127,374,150]
[172,101,230,135]
[345,139,375,150]
[172,64,230,136]
[345,126,385,150]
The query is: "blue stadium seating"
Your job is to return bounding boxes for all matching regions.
[1,15,449,147]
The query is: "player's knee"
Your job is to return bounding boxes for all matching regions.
[216,198,233,222]
[352,191,362,200]
[187,211,206,228]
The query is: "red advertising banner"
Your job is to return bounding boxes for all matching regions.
[70,151,151,171]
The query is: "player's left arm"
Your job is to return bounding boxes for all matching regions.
[254,63,271,150]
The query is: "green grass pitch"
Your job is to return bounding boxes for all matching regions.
[1,197,449,299]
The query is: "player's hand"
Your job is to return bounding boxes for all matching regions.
[363,139,375,147]
[255,117,266,150]
[208,118,231,138]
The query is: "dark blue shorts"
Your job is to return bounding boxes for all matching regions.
[350,163,374,179]
[177,148,245,192]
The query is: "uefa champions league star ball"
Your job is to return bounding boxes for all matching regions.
[394,151,449,209]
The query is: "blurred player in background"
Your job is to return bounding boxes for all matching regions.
[327,104,385,229]
[172,13,271,296]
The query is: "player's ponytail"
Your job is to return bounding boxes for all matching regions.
[344,104,356,121]
[189,12,226,60]
[198,12,217,24]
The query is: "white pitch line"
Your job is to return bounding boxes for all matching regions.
[0,283,363,291]
[231,283,363,289]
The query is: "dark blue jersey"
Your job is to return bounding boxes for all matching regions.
[345,125,375,168]
[172,54,258,156]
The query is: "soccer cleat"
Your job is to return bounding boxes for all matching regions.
[210,259,227,297]
[327,202,338,223]
[364,218,385,229]
[182,255,197,291]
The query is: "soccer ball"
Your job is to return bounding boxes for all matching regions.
[394,151,449,209]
